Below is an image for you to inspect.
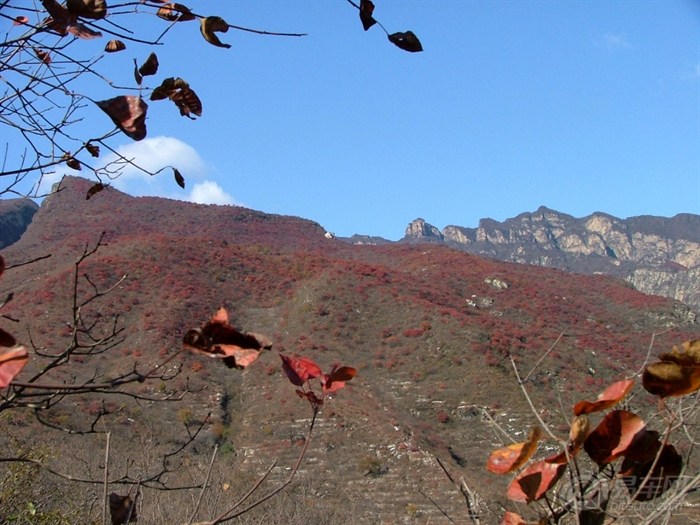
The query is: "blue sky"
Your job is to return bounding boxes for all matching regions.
[5,1,700,240]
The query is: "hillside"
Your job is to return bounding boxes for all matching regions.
[401,210,700,312]
[0,198,38,249]
[0,177,698,523]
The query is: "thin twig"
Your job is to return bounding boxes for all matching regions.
[187,443,219,525]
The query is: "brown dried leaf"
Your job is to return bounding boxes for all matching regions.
[150,77,201,118]
[359,0,376,31]
[67,22,102,39]
[200,16,231,48]
[85,142,100,157]
[183,308,272,369]
[573,379,635,415]
[66,0,107,20]
[109,493,137,524]
[105,39,126,53]
[138,52,159,77]
[96,96,148,141]
[86,182,105,200]
[34,48,51,64]
[388,31,423,52]
[13,16,29,25]
[486,427,541,474]
[643,340,700,397]
[156,3,195,22]
[66,157,81,171]
[173,168,185,189]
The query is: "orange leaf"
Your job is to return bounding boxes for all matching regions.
[96,96,148,141]
[643,340,700,397]
[507,460,566,503]
[280,354,322,386]
[583,410,647,465]
[322,364,357,393]
[13,16,29,25]
[0,346,28,388]
[500,512,526,525]
[487,427,541,474]
[573,379,635,415]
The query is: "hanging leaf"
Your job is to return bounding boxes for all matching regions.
[86,182,105,199]
[322,364,357,393]
[200,16,232,48]
[156,3,195,22]
[34,48,51,65]
[506,460,566,503]
[95,96,148,141]
[643,340,700,397]
[65,156,81,171]
[388,31,423,52]
[568,414,590,450]
[0,346,28,388]
[573,379,635,415]
[138,52,159,77]
[173,168,185,189]
[133,59,143,86]
[359,0,377,31]
[13,16,29,25]
[183,307,272,369]
[583,410,646,465]
[66,0,107,20]
[105,39,126,53]
[67,23,102,39]
[85,142,100,157]
[150,77,202,118]
[43,0,73,35]
[486,427,541,474]
[108,493,137,524]
[620,443,682,501]
[280,354,322,386]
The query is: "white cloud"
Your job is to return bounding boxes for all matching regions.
[67,136,239,206]
[188,181,235,205]
[601,32,633,50]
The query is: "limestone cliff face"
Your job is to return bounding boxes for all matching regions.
[0,198,39,249]
[404,207,700,312]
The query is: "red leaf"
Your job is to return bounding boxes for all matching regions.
[583,410,647,465]
[0,346,28,388]
[322,364,357,393]
[280,354,322,386]
[96,96,148,141]
[573,379,635,415]
[506,460,566,503]
[487,427,541,474]
[13,16,29,25]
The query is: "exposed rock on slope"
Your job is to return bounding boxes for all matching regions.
[404,208,700,312]
[0,198,39,248]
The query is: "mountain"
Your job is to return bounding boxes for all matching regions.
[402,208,700,312]
[0,178,698,523]
[0,197,39,249]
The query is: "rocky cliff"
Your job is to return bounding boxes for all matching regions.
[0,197,39,249]
[403,208,700,312]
